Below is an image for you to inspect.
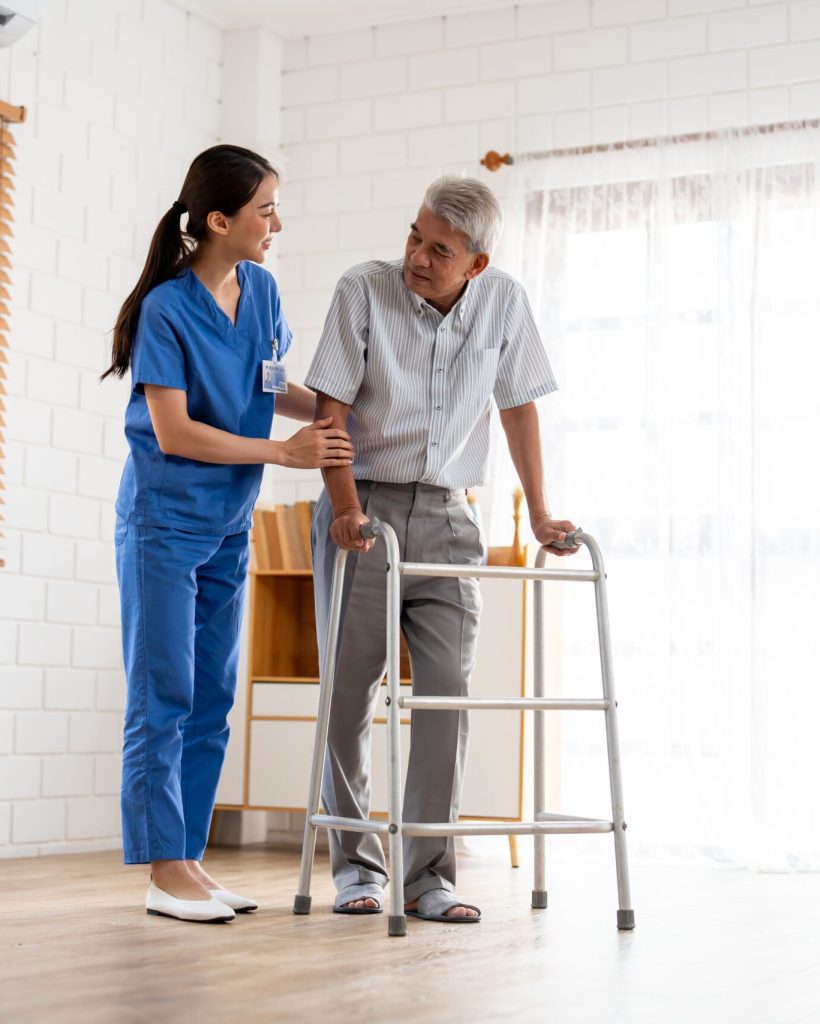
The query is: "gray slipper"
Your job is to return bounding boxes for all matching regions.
[406,888,481,923]
[333,882,384,915]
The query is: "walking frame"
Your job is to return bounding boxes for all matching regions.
[293,519,635,937]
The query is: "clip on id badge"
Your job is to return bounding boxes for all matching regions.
[262,337,288,394]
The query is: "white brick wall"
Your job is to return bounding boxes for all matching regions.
[0,0,222,858]
[272,0,820,511]
[5,0,820,859]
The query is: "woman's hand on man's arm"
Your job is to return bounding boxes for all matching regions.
[144,385,353,469]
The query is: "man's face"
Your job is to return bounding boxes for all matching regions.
[403,205,489,312]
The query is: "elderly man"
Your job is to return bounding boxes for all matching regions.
[305,176,577,923]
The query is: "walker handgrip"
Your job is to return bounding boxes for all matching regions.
[546,528,583,550]
[360,518,383,540]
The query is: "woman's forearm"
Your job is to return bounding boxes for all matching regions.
[145,384,286,465]
[276,382,317,422]
[144,384,353,470]
[159,418,285,465]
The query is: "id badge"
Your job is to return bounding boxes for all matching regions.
[262,359,288,394]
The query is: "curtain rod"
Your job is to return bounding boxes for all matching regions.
[480,118,820,171]
[0,100,26,124]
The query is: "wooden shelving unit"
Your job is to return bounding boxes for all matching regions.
[241,529,413,813]
[217,498,539,863]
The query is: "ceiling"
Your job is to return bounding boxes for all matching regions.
[178,0,542,36]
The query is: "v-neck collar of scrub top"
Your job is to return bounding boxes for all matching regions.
[181,263,253,353]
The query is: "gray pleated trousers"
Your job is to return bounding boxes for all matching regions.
[311,480,484,902]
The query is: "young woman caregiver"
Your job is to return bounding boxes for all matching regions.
[103,144,353,924]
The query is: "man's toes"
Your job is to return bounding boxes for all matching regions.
[446,905,478,918]
[342,897,378,910]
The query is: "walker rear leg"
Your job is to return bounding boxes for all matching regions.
[532,574,548,911]
[382,529,406,937]
[588,538,635,931]
[294,551,349,915]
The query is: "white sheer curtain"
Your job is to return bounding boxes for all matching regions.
[492,124,820,871]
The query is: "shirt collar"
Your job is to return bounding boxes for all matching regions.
[408,276,473,320]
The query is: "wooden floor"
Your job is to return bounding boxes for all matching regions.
[1,845,819,1024]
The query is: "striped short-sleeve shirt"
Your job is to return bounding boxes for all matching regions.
[305,258,557,489]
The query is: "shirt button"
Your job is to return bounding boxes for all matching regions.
[436,367,443,373]
[432,441,438,446]
[435,405,442,410]
[440,326,446,333]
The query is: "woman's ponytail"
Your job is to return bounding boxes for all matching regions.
[101,145,277,382]
[100,203,191,380]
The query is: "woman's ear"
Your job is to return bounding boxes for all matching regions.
[205,210,231,236]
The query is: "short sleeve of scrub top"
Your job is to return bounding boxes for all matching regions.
[268,272,293,362]
[131,302,189,394]
[116,261,290,535]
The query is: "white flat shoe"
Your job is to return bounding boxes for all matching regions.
[146,882,235,923]
[209,888,258,913]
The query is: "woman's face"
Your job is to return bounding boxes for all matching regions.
[228,173,282,264]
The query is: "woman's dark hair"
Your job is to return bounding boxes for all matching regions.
[101,144,278,380]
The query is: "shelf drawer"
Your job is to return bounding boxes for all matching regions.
[248,719,317,808]
[252,682,319,718]
[247,718,412,813]
[251,680,413,720]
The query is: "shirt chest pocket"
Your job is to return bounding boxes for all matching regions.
[455,348,500,403]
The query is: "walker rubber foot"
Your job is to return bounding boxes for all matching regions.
[388,914,407,936]
[617,909,635,930]
[531,890,548,909]
[293,894,312,915]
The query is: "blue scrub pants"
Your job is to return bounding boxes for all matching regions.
[115,516,249,864]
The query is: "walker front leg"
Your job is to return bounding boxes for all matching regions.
[372,522,407,937]
[294,549,349,915]
[532,560,548,910]
[586,535,635,931]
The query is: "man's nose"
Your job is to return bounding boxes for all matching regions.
[410,248,431,268]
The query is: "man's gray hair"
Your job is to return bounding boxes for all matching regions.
[422,175,503,255]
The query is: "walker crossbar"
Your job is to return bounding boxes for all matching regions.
[400,696,610,711]
[308,815,390,835]
[293,518,635,937]
[400,563,599,583]
[308,814,614,836]
[403,820,614,837]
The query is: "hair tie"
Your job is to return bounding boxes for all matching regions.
[172,199,187,214]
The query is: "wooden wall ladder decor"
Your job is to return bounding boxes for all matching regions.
[0,99,27,569]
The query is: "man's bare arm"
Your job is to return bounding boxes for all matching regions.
[315,392,374,551]
[499,401,578,556]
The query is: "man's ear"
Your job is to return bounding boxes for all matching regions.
[465,253,490,280]
[205,210,231,236]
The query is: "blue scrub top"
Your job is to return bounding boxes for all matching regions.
[115,261,292,535]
